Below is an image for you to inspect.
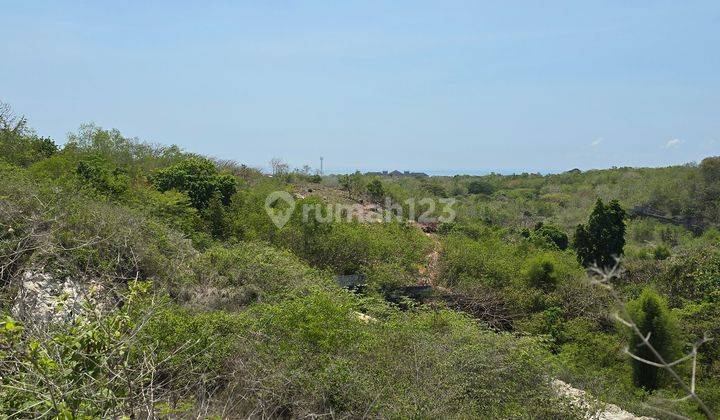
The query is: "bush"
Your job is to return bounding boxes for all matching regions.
[194,242,332,303]
[0,281,220,418]
[362,260,416,292]
[280,215,431,275]
[229,289,576,418]
[626,287,680,390]
[653,244,671,260]
[525,254,559,291]
[437,232,518,288]
[531,222,569,250]
[138,303,244,389]
[75,157,131,198]
[152,157,237,209]
[366,178,385,202]
[467,179,495,195]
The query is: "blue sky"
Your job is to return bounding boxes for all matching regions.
[1,1,719,174]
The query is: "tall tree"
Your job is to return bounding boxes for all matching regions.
[573,199,626,268]
[626,288,680,390]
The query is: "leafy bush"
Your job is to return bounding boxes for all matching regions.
[525,254,559,291]
[366,178,385,202]
[229,288,576,418]
[467,179,495,195]
[75,157,131,198]
[0,103,58,167]
[193,242,333,305]
[653,244,671,260]
[437,232,518,287]
[531,222,569,250]
[0,281,215,418]
[626,287,681,390]
[152,157,237,209]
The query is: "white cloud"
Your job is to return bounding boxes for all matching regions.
[590,138,603,147]
[663,138,684,149]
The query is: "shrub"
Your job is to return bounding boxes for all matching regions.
[366,178,385,202]
[362,260,416,292]
[524,254,559,291]
[626,287,680,390]
[194,242,332,301]
[467,179,495,195]
[338,172,364,199]
[75,157,131,198]
[0,281,217,419]
[229,289,576,418]
[437,232,517,288]
[532,222,569,250]
[653,244,671,260]
[152,157,237,209]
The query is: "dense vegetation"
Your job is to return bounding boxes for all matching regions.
[1,104,719,418]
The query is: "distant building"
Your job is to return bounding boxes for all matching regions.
[365,170,429,178]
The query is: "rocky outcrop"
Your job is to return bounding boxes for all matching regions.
[11,268,114,328]
[552,379,655,420]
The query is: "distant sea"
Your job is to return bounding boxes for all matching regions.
[321,168,559,176]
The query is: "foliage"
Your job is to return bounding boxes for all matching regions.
[3,105,720,418]
[525,254,559,291]
[0,102,58,167]
[65,123,184,173]
[192,242,333,306]
[653,244,671,260]
[530,222,570,250]
[152,157,237,209]
[75,156,131,198]
[0,281,211,418]
[230,288,576,418]
[574,199,626,268]
[338,171,365,199]
[366,178,385,202]
[467,179,495,195]
[626,287,681,390]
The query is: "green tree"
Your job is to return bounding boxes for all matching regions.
[205,193,232,239]
[626,288,680,390]
[573,199,626,268]
[366,179,385,202]
[0,102,58,166]
[338,172,364,199]
[467,180,495,195]
[75,157,131,198]
[152,157,237,209]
